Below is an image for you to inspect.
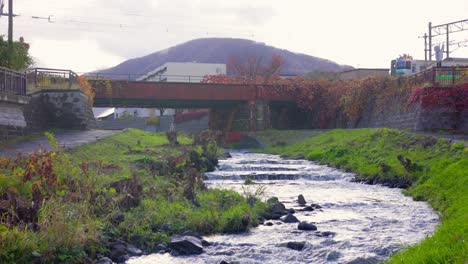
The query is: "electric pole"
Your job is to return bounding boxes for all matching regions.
[428,22,432,61]
[8,0,12,46]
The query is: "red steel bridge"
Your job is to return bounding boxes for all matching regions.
[92,80,296,108]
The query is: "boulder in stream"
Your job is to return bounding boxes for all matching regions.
[269,202,287,213]
[280,213,300,223]
[286,241,306,251]
[169,235,204,255]
[297,194,307,205]
[298,221,317,231]
[310,203,322,209]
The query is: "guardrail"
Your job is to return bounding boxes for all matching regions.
[26,68,81,92]
[0,66,27,96]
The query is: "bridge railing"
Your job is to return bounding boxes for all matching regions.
[89,72,208,83]
[26,68,81,93]
[433,66,468,87]
[0,66,27,96]
[404,66,468,88]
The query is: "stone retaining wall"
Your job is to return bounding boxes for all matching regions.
[0,90,97,142]
[355,100,465,132]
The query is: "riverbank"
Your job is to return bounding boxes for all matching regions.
[257,128,467,263]
[0,129,267,263]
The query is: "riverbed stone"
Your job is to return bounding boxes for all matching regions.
[109,240,127,251]
[109,248,127,262]
[280,213,300,223]
[219,259,230,264]
[316,231,336,238]
[298,221,317,231]
[267,197,279,204]
[303,206,314,211]
[263,212,283,220]
[265,221,274,226]
[182,230,202,239]
[297,194,307,205]
[169,235,204,255]
[154,242,168,252]
[286,241,306,251]
[97,257,113,264]
[126,244,142,256]
[269,202,287,214]
[311,203,322,209]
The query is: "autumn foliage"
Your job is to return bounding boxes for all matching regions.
[78,76,96,105]
[203,65,468,129]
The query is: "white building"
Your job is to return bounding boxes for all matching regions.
[93,107,175,120]
[137,62,226,82]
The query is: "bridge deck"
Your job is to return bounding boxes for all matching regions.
[93,81,295,107]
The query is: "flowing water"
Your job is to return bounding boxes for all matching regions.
[129,151,438,264]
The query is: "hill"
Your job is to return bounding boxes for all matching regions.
[94,38,352,79]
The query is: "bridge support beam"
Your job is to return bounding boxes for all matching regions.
[209,100,271,132]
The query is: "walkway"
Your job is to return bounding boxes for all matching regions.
[0,130,121,158]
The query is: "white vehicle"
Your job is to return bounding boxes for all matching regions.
[393,58,412,76]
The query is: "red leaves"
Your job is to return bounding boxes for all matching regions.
[80,161,89,178]
[409,84,468,111]
[1,148,58,190]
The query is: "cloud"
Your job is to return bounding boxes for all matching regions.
[231,5,275,25]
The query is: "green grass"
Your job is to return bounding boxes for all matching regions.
[0,129,266,263]
[263,128,467,263]
[251,129,326,148]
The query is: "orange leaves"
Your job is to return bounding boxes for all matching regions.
[78,76,96,105]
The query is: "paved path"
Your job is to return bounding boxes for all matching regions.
[0,130,121,158]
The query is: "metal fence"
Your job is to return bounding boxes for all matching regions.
[433,67,468,87]
[26,68,80,92]
[406,66,468,88]
[0,66,27,96]
[89,72,208,83]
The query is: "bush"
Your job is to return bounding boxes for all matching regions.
[146,116,160,126]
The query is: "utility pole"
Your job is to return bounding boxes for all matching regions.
[446,24,450,58]
[428,22,432,61]
[420,33,428,61]
[8,0,12,46]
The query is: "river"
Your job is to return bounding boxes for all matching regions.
[128,151,438,264]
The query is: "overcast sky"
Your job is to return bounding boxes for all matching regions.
[2,0,468,73]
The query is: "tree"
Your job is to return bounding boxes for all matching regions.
[0,36,33,71]
[227,54,284,83]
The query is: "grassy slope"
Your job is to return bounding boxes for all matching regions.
[263,129,467,263]
[0,129,266,263]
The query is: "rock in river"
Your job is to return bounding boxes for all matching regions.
[269,202,287,214]
[297,194,307,205]
[286,241,306,251]
[126,244,143,256]
[169,235,204,255]
[280,213,300,223]
[298,221,317,231]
